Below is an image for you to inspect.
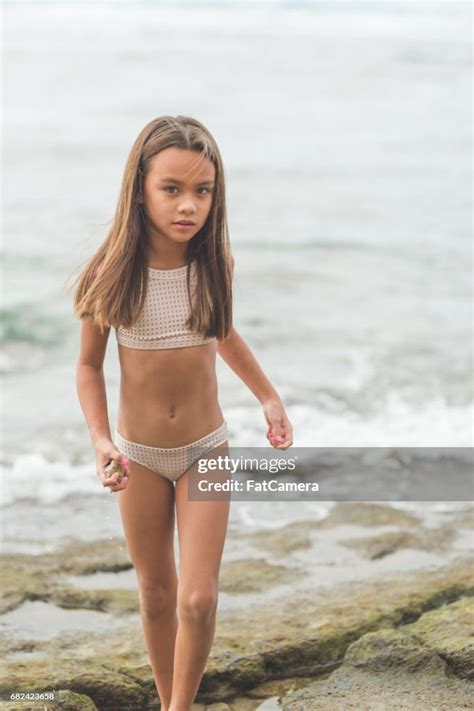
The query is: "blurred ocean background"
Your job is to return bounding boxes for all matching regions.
[1,1,472,553]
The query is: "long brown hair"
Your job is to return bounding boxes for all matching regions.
[70,116,233,339]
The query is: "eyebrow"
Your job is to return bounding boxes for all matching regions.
[158,176,215,185]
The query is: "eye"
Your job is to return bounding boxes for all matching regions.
[163,185,213,195]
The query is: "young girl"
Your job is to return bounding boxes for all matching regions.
[73,115,293,711]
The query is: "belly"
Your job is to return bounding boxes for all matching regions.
[116,342,223,446]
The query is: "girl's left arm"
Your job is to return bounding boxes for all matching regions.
[217,328,293,449]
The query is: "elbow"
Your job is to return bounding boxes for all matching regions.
[76,362,104,379]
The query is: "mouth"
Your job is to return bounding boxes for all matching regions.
[174,221,196,226]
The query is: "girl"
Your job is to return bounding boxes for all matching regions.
[73,115,293,711]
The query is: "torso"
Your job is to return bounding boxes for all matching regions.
[116,341,224,447]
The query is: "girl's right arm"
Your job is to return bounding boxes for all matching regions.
[76,318,129,492]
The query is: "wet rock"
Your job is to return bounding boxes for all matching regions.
[227,699,260,711]
[282,667,472,710]
[0,540,134,616]
[0,555,51,614]
[201,653,267,701]
[341,524,456,560]
[114,662,160,709]
[318,502,421,528]
[406,596,474,680]
[342,627,445,674]
[219,559,297,594]
[200,558,474,701]
[242,521,316,555]
[48,586,138,616]
[0,661,146,710]
[54,538,133,576]
[281,609,473,710]
[2,556,473,707]
[55,689,99,710]
[245,676,314,700]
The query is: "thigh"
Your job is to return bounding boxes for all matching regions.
[118,459,177,585]
[175,442,231,586]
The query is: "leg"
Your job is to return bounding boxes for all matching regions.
[170,442,231,711]
[117,459,178,711]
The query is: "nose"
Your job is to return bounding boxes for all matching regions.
[178,195,198,215]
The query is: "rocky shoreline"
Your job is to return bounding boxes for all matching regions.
[1,503,472,710]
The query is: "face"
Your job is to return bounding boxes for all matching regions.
[140,147,216,246]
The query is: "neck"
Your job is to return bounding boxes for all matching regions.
[147,241,188,270]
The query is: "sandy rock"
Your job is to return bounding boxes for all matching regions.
[0,661,146,710]
[103,459,127,484]
[244,676,313,699]
[243,521,316,555]
[318,502,421,528]
[55,689,99,710]
[48,586,138,616]
[54,538,132,576]
[219,558,297,594]
[201,653,266,700]
[341,524,456,560]
[227,699,260,711]
[16,558,469,704]
[2,555,473,707]
[0,540,134,617]
[282,601,473,711]
[406,597,474,680]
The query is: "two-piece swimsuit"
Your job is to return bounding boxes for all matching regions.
[113,261,229,484]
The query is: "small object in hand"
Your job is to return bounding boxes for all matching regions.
[104,459,128,484]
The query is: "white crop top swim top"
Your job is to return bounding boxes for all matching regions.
[115,261,215,350]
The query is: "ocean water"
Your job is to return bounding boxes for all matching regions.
[1,1,472,552]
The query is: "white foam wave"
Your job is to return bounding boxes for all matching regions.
[0,453,99,507]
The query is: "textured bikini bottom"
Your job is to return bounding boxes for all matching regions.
[113,420,229,483]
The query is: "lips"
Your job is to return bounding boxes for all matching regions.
[174,221,195,225]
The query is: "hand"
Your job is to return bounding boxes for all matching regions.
[95,437,130,493]
[262,397,293,450]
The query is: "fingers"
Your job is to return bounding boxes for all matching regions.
[97,445,131,491]
[267,426,293,450]
[106,476,129,493]
[103,457,130,485]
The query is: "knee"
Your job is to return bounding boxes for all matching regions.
[138,579,177,620]
[177,585,218,624]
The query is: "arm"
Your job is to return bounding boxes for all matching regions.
[217,327,293,449]
[76,318,129,489]
[217,327,279,405]
[76,318,113,446]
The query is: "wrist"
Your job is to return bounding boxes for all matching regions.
[92,433,112,448]
[260,393,282,407]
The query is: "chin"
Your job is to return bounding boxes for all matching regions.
[170,233,195,242]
